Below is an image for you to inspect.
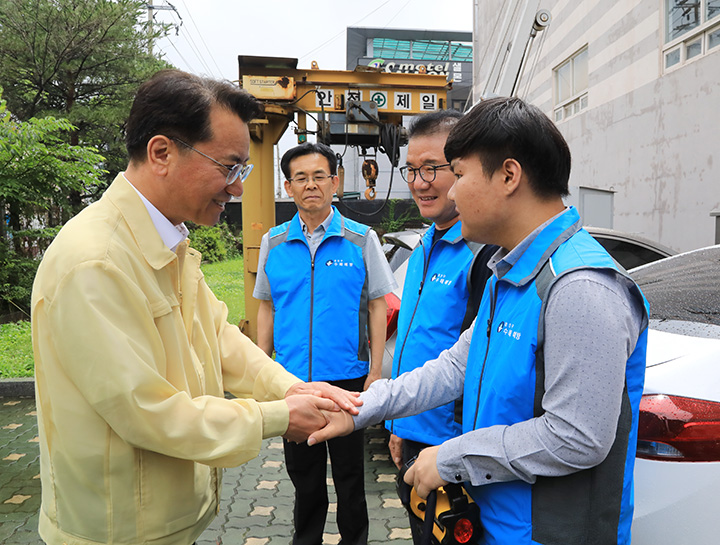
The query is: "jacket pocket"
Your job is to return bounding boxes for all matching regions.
[139,449,216,540]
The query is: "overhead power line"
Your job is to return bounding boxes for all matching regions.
[177,0,223,76]
[148,1,219,77]
[146,2,178,55]
[298,0,393,65]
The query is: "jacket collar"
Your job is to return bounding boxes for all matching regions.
[424,220,464,246]
[499,206,582,287]
[103,174,179,270]
[123,173,188,252]
[286,206,343,244]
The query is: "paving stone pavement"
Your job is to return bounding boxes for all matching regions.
[0,396,412,545]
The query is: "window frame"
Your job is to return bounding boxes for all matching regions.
[371,38,473,62]
[663,0,720,72]
[553,45,589,123]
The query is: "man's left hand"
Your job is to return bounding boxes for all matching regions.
[286,382,362,415]
[363,369,381,391]
[307,408,355,446]
[403,445,448,500]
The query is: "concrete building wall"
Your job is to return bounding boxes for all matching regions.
[477,0,720,252]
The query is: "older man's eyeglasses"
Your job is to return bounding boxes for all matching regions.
[289,173,334,185]
[171,137,253,185]
[399,163,451,184]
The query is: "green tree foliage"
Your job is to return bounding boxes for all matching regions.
[0,90,106,316]
[0,92,106,227]
[0,0,173,317]
[0,0,171,195]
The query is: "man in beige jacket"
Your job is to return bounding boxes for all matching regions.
[31,70,358,545]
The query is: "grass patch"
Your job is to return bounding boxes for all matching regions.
[0,321,34,378]
[0,256,247,379]
[201,256,246,326]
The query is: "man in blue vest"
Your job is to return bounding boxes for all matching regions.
[309,97,649,545]
[387,111,497,541]
[253,142,396,545]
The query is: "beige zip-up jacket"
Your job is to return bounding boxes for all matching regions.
[31,175,300,545]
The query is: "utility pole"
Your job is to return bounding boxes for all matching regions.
[146,2,179,54]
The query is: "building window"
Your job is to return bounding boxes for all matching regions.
[687,36,704,58]
[664,0,720,70]
[553,46,588,122]
[665,46,682,68]
[711,0,720,19]
[666,0,701,42]
[371,38,472,62]
[709,25,720,48]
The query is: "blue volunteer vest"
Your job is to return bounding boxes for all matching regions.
[462,207,648,545]
[265,208,371,381]
[388,221,479,445]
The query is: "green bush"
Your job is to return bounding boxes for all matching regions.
[188,224,226,263]
[223,224,243,259]
[188,222,242,263]
[378,199,424,235]
[0,239,40,317]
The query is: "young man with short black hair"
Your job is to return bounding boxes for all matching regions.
[310,97,648,545]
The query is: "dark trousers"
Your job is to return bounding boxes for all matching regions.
[284,376,369,545]
[401,439,432,545]
[401,438,430,467]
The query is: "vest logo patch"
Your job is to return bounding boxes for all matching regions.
[430,273,453,286]
[325,259,355,267]
[497,321,522,340]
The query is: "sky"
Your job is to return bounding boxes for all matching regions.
[151,0,474,197]
[152,0,474,81]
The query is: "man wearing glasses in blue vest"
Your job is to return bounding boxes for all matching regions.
[254,142,396,545]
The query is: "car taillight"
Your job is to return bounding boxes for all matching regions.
[385,292,401,341]
[637,394,720,462]
[453,518,475,544]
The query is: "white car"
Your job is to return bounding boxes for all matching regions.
[629,244,720,544]
[381,229,720,543]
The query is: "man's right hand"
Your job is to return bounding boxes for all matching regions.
[389,434,403,469]
[286,381,362,415]
[284,395,337,443]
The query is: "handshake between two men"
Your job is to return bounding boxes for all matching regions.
[283,381,448,502]
[281,381,362,443]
